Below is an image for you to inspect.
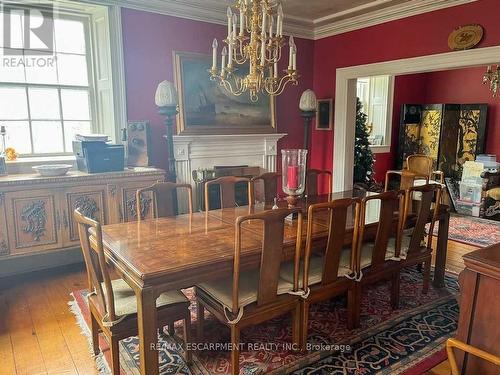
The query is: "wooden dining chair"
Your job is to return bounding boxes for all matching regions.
[446,338,500,375]
[280,198,361,346]
[204,176,250,211]
[352,190,405,327]
[305,169,332,196]
[249,172,280,206]
[392,184,443,296]
[74,209,192,374]
[407,154,444,184]
[136,181,193,218]
[195,208,304,375]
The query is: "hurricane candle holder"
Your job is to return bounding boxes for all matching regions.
[281,149,307,208]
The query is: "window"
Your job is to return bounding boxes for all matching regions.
[0,3,126,158]
[356,75,394,152]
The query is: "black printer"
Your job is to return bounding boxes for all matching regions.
[73,140,124,173]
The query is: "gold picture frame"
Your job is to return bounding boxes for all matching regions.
[173,51,276,135]
[316,99,333,130]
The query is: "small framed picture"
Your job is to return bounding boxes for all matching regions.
[316,99,333,130]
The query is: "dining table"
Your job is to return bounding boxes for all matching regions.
[91,191,450,375]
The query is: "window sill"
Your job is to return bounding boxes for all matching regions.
[370,145,391,154]
[6,156,76,175]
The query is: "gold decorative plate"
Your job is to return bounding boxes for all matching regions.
[448,24,483,51]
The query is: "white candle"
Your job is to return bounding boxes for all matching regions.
[212,38,218,70]
[261,3,267,36]
[228,44,233,68]
[274,61,278,78]
[232,14,237,40]
[221,46,227,71]
[239,7,245,36]
[292,45,297,70]
[260,39,266,66]
[227,7,232,40]
[277,4,283,36]
[269,16,274,42]
[288,36,294,70]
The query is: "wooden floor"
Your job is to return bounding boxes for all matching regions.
[0,239,478,375]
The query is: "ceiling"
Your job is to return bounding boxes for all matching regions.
[105,0,477,39]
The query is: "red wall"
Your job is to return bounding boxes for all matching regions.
[121,8,314,171]
[311,0,500,181]
[374,66,500,181]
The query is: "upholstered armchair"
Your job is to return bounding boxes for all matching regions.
[480,171,500,221]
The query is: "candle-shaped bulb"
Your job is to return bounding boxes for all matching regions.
[222,46,228,56]
[211,38,218,70]
[212,38,218,49]
[289,35,295,47]
[232,13,237,37]
[278,3,283,17]
[277,4,283,36]
[227,6,232,18]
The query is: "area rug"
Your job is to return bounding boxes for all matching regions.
[69,269,459,375]
[432,214,500,248]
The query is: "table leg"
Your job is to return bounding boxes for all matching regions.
[434,211,450,288]
[136,287,159,375]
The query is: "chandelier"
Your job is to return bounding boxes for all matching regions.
[209,0,299,102]
[482,65,500,97]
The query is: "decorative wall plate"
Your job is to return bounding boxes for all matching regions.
[448,24,483,51]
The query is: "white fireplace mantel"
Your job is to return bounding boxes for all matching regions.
[171,133,286,210]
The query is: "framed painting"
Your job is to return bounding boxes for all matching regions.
[316,99,333,130]
[173,51,276,135]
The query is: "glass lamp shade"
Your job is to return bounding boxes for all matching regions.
[299,89,317,112]
[281,149,308,196]
[155,80,178,107]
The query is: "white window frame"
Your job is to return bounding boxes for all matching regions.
[356,75,394,154]
[1,1,126,162]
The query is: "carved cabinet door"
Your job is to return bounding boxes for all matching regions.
[119,181,156,222]
[0,193,9,257]
[61,186,108,245]
[4,189,63,256]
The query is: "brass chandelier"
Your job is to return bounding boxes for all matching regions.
[209,0,299,102]
[483,65,500,97]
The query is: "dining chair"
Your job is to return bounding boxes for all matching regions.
[204,176,250,211]
[195,208,304,375]
[446,338,500,375]
[136,181,193,218]
[74,209,192,374]
[407,154,444,184]
[280,198,361,346]
[305,169,332,196]
[392,183,443,296]
[352,190,405,327]
[249,172,280,206]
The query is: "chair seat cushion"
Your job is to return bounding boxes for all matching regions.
[279,254,352,287]
[196,270,294,310]
[103,279,189,318]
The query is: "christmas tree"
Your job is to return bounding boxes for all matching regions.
[353,97,377,188]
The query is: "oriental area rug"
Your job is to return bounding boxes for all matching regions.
[70,269,459,375]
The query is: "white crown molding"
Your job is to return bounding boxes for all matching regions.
[313,0,477,40]
[59,0,475,41]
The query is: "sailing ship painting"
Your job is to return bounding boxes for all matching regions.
[174,52,275,134]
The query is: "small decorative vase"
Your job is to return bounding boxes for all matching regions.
[281,149,307,208]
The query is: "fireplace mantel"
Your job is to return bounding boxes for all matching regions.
[171,133,286,210]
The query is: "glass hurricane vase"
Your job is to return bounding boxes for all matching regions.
[281,149,308,208]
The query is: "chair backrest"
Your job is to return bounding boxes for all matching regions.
[205,176,250,211]
[357,190,404,270]
[402,184,442,256]
[137,182,193,219]
[407,154,433,179]
[304,198,360,288]
[230,207,302,313]
[305,169,332,196]
[249,172,279,206]
[74,209,117,322]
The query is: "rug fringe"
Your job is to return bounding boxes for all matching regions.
[68,292,111,375]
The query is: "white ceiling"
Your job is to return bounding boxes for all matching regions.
[105,0,477,39]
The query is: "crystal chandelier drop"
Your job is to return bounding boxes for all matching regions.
[483,65,500,97]
[209,0,299,102]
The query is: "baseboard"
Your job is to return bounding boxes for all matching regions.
[0,247,84,278]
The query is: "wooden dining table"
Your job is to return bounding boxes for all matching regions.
[92,191,450,375]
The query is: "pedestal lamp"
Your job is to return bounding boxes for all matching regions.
[299,89,317,156]
[155,80,178,182]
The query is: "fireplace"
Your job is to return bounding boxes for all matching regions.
[171,133,286,212]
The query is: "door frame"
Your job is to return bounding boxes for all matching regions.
[333,45,500,192]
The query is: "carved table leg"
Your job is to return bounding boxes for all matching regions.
[136,287,159,375]
[434,210,450,288]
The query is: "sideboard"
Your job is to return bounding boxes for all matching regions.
[455,243,500,373]
[0,167,165,277]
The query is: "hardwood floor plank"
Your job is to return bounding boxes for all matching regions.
[0,290,17,374]
[4,281,48,375]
